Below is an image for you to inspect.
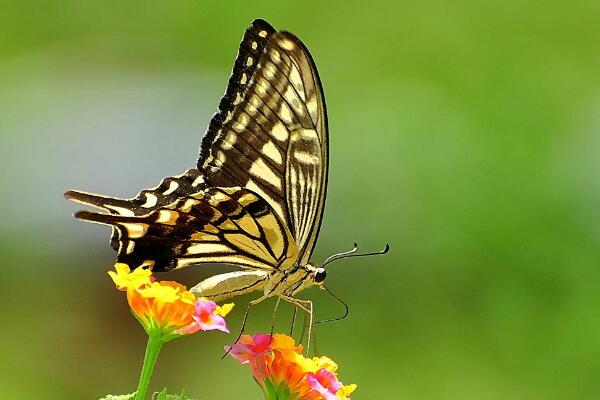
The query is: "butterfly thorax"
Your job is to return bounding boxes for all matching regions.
[264,263,320,298]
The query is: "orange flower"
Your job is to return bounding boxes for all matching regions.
[228,334,356,400]
[108,263,233,341]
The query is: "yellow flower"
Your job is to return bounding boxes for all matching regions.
[138,282,180,304]
[107,263,151,290]
[108,264,232,340]
[336,384,357,399]
[215,303,235,317]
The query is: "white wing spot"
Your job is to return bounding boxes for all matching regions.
[141,193,158,208]
[224,110,233,124]
[163,181,179,195]
[256,81,267,95]
[271,122,288,141]
[246,57,253,67]
[250,95,261,107]
[285,85,304,114]
[270,49,281,63]
[156,210,179,225]
[279,103,294,125]
[234,114,249,131]
[191,175,204,187]
[250,158,281,190]
[258,30,268,38]
[289,65,305,100]
[225,131,237,146]
[307,96,318,121]
[180,198,199,212]
[121,223,148,238]
[279,39,295,50]
[264,63,276,79]
[221,140,233,150]
[233,92,243,105]
[251,41,258,50]
[262,141,283,164]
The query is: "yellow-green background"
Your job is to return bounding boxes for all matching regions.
[2,1,600,399]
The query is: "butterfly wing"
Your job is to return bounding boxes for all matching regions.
[66,19,327,271]
[68,186,298,272]
[199,19,328,265]
[66,169,206,251]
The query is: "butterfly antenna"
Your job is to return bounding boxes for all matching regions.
[322,243,390,268]
[315,286,349,325]
[321,243,358,266]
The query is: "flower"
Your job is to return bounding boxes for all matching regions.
[181,298,230,334]
[108,263,152,290]
[108,264,233,341]
[228,334,356,400]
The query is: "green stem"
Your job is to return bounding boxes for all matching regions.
[134,332,163,400]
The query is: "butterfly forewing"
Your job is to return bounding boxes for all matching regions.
[199,20,328,265]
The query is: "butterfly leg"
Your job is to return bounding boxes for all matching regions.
[282,296,314,355]
[222,294,269,358]
[269,296,282,341]
[289,305,298,336]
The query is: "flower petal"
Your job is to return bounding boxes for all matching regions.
[306,374,339,400]
[193,300,230,333]
[138,282,180,303]
[336,384,357,399]
[215,303,235,317]
[108,263,152,290]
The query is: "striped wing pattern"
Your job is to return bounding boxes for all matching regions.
[66,169,206,251]
[70,187,298,272]
[199,19,328,264]
[66,19,327,272]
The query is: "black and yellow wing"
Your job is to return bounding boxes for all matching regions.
[66,19,327,271]
[198,19,328,265]
[68,187,298,272]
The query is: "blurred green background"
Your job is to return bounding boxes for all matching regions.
[2,1,600,399]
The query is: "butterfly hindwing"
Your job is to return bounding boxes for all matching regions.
[66,169,206,251]
[72,187,298,272]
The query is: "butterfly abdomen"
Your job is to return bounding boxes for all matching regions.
[190,270,269,302]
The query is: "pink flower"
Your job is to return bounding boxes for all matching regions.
[188,299,230,333]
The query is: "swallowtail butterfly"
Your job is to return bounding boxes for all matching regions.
[66,19,388,341]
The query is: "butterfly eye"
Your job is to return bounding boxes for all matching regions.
[314,268,327,283]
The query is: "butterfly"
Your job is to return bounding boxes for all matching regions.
[66,19,387,343]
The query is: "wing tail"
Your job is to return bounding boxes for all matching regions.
[72,209,140,225]
[65,190,133,214]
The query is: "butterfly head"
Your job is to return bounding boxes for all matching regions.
[313,267,327,283]
[299,264,327,289]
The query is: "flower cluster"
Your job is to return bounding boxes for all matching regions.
[108,263,233,341]
[228,334,356,400]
